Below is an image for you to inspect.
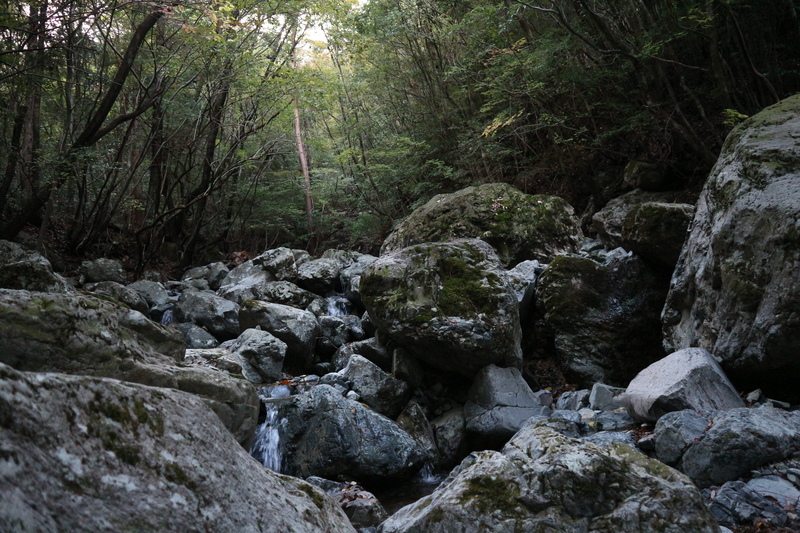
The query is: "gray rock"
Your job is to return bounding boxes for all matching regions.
[381,183,583,266]
[253,247,312,281]
[230,328,287,383]
[239,301,320,370]
[305,477,388,530]
[182,261,229,290]
[624,348,744,421]
[620,201,694,270]
[184,348,242,375]
[655,406,800,487]
[380,423,720,533]
[336,354,411,418]
[397,402,439,465]
[431,407,468,469]
[589,383,626,411]
[583,431,637,448]
[592,189,687,250]
[663,95,800,401]
[317,315,365,357]
[297,258,343,293]
[464,365,551,446]
[127,279,169,308]
[653,410,712,466]
[173,322,220,349]
[746,475,800,508]
[175,291,240,340]
[83,281,149,314]
[0,289,258,444]
[536,253,666,386]
[79,257,126,284]
[259,280,321,309]
[279,385,426,481]
[0,364,356,533]
[594,410,637,432]
[361,239,522,378]
[340,254,378,302]
[707,480,796,529]
[555,389,590,410]
[0,240,72,293]
[332,338,391,371]
[505,259,540,322]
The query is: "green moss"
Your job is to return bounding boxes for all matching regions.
[164,462,197,491]
[297,484,326,510]
[539,256,606,325]
[459,475,522,516]
[428,507,446,523]
[99,429,141,465]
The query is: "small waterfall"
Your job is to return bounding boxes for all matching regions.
[416,462,444,484]
[326,295,351,316]
[159,309,175,325]
[251,402,285,473]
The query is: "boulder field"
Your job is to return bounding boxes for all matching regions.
[3,95,800,532]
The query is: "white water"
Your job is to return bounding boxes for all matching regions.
[159,309,175,325]
[326,295,350,316]
[250,401,286,473]
[416,462,444,484]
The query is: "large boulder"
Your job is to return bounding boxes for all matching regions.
[79,257,126,284]
[380,421,720,532]
[0,289,258,444]
[654,407,800,488]
[0,364,356,533]
[259,280,321,309]
[536,253,666,386]
[662,95,800,400]
[230,328,287,383]
[127,279,169,308]
[296,258,343,294]
[381,183,583,266]
[336,354,412,418]
[463,364,551,446]
[181,261,229,290]
[175,291,240,340]
[239,301,320,370]
[0,240,72,293]
[624,348,744,421]
[361,239,522,378]
[276,385,427,481]
[83,281,149,314]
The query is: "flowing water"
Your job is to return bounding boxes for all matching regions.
[250,389,289,473]
[159,309,175,325]
[326,294,351,316]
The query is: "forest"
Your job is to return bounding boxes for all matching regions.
[2,0,799,275]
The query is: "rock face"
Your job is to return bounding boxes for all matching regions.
[624,348,744,421]
[0,240,72,293]
[361,239,522,378]
[380,421,719,533]
[84,281,149,314]
[230,328,287,383]
[654,407,800,487]
[278,385,426,481]
[175,291,240,340]
[662,95,800,400]
[0,289,258,444]
[381,183,583,266]
[336,355,411,419]
[0,364,356,533]
[536,254,666,386]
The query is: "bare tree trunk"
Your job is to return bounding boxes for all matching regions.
[291,25,314,233]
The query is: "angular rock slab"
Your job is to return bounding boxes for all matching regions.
[536,253,666,386]
[381,182,583,266]
[624,347,744,421]
[361,239,522,378]
[278,385,426,482]
[654,407,800,487]
[230,328,287,383]
[663,95,800,400]
[380,423,720,533]
[464,364,551,445]
[239,301,320,370]
[0,364,356,533]
[175,291,240,340]
[336,354,411,419]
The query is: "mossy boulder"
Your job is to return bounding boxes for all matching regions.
[380,421,720,533]
[0,289,258,444]
[663,94,800,401]
[0,364,356,532]
[0,240,72,293]
[536,254,666,386]
[381,183,583,266]
[361,239,522,378]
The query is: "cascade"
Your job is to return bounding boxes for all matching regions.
[250,402,285,472]
[159,309,174,325]
[325,294,351,316]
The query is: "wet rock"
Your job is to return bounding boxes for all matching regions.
[397,402,439,465]
[505,260,540,322]
[181,261,229,290]
[332,339,392,372]
[0,364,355,533]
[381,182,583,266]
[254,247,312,281]
[340,254,378,303]
[173,323,220,349]
[259,280,321,309]
[127,279,170,308]
[306,477,388,530]
[431,407,468,469]
[297,258,343,294]
[624,348,744,421]
[337,355,411,419]
[317,315,365,357]
[361,239,522,378]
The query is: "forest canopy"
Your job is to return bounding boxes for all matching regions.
[2,0,798,274]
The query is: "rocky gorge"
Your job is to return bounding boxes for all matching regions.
[2,96,800,532]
